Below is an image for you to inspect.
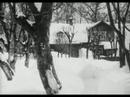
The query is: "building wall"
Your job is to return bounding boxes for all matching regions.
[50,44,80,57]
[88,23,114,42]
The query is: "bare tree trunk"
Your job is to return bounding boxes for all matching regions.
[51,63,62,89]
[36,43,58,94]
[9,23,17,71]
[125,49,130,70]
[25,50,29,68]
[87,36,90,59]
[69,43,71,57]
[106,2,129,68]
[0,60,14,80]
[118,36,126,67]
[110,41,113,49]
[10,53,17,71]
[86,47,89,58]
[34,3,61,94]
[115,38,118,57]
[25,35,31,68]
[12,3,61,94]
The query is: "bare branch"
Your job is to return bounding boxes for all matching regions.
[106,2,122,37]
[70,33,75,42]
[27,3,40,14]
[124,25,130,32]
[15,17,34,32]
[84,3,95,14]
[112,2,130,32]
[52,3,63,11]
[27,3,41,23]
[124,3,130,20]
[64,31,70,41]
[8,3,36,38]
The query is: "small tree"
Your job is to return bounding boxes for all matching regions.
[62,23,76,57]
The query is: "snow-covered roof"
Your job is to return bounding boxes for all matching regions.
[49,23,89,44]
[49,22,120,44]
[87,21,102,30]
[88,21,113,31]
[48,22,129,46]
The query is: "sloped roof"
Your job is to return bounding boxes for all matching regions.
[88,21,114,31]
[87,21,102,30]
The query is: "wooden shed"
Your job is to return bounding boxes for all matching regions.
[88,21,115,43]
[87,21,117,59]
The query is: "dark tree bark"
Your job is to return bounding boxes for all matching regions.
[107,2,130,69]
[11,3,62,94]
[0,3,15,80]
[9,23,18,71]
[25,48,30,68]
[1,2,61,94]
[0,60,14,80]
[86,35,90,58]
[35,3,55,93]
[63,30,75,58]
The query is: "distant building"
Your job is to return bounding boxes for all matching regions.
[49,23,88,58]
[88,21,115,43]
[87,21,117,58]
[49,21,117,58]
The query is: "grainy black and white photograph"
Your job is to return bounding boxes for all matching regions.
[0,2,130,95]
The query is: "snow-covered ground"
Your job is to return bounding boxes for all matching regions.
[0,56,44,94]
[0,52,130,94]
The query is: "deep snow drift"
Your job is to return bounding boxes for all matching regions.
[0,52,130,94]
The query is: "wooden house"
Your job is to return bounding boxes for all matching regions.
[49,23,88,58]
[87,21,117,58]
[88,21,115,43]
[49,22,117,58]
